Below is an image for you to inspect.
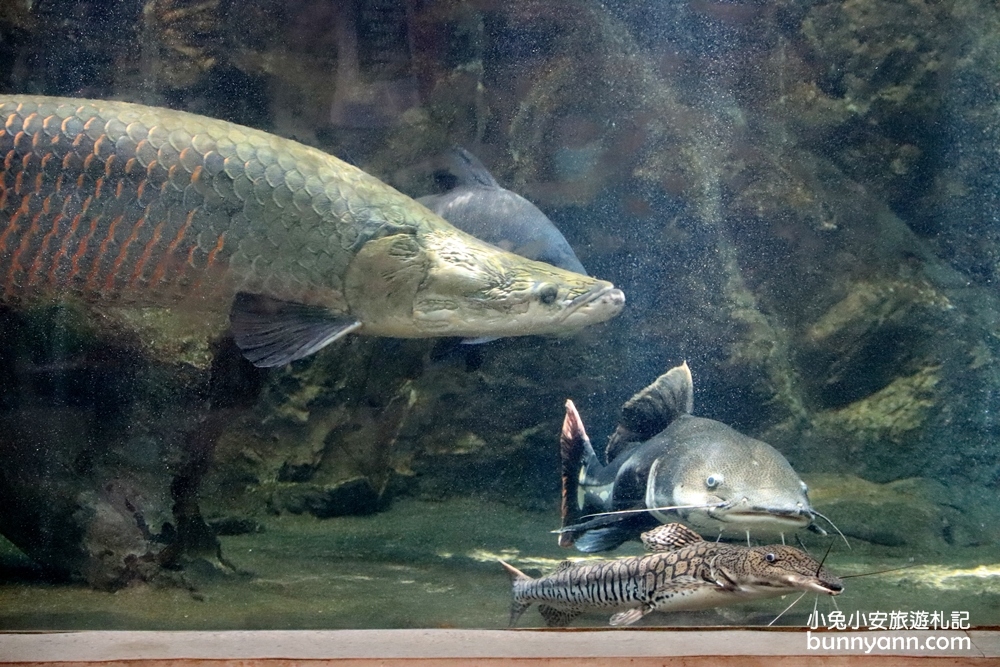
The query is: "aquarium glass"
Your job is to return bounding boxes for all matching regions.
[0,0,998,633]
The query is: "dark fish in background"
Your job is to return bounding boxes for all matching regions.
[418,148,589,276]
[328,0,421,129]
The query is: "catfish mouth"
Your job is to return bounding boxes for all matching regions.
[791,576,844,596]
[750,575,843,596]
[709,506,813,529]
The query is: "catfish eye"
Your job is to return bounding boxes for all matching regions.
[538,284,558,305]
[765,552,776,563]
[800,481,809,493]
[705,474,723,489]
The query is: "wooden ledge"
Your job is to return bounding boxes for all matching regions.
[1,628,998,666]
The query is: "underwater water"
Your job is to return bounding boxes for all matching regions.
[1,0,1000,636]
[2,497,999,630]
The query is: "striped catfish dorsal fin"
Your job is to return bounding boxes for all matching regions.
[640,523,703,552]
[554,559,575,573]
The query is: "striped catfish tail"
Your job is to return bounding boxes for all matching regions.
[499,560,533,627]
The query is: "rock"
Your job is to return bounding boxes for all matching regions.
[805,474,977,550]
[200,337,419,517]
[268,478,385,518]
[0,306,251,589]
[207,516,265,536]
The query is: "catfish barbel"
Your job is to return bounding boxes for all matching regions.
[0,95,624,366]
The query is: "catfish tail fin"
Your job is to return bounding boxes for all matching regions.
[559,399,601,547]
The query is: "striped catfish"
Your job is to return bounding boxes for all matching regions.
[501,523,842,627]
[0,95,624,366]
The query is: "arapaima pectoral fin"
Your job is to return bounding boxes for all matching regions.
[229,293,361,367]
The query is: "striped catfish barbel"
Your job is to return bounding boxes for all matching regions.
[501,523,842,627]
[0,95,624,366]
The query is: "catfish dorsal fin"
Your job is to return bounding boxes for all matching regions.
[666,361,694,414]
[605,361,695,461]
[447,147,501,188]
[229,293,361,368]
[640,523,704,552]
